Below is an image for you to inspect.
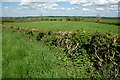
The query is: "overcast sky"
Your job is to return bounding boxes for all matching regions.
[1,0,120,17]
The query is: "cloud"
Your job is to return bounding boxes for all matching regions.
[96,8,104,10]
[82,2,92,6]
[51,3,58,6]
[93,0,108,5]
[108,0,119,4]
[18,2,31,6]
[17,2,75,11]
[17,2,59,11]
[2,0,52,2]
[110,4,118,8]
[57,0,120,6]
[83,8,90,11]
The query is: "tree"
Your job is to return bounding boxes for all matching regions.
[95,13,101,23]
[66,16,71,21]
[74,16,79,21]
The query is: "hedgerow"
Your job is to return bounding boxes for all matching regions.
[41,30,120,79]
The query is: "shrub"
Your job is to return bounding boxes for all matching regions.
[74,16,79,21]
[36,32,44,41]
[66,16,71,21]
[42,31,120,79]
[59,19,63,21]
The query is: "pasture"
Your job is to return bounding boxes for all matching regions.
[4,21,118,33]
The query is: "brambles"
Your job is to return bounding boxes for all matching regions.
[36,32,44,41]
[41,30,120,79]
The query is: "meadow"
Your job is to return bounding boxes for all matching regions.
[2,17,120,79]
[4,21,118,33]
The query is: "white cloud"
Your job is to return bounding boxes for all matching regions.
[18,2,31,6]
[17,6,28,10]
[60,7,65,10]
[2,0,52,2]
[83,8,90,11]
[95,6,118,11]
[58,0,120,6]
[82,2,92,6]
[4,7,9,9]
[93,0,108,5]
[67,8,71,10]
[107,7,118,10]
[50,3,58,7]
[110,5,118,8]
[96,8,104,10]
[108,0,119,4]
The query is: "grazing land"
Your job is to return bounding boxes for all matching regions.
[2,17,120,79]
[4,21,118,33]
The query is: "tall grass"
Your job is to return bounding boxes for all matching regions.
[2,29,68,78]
[0,26,2,79]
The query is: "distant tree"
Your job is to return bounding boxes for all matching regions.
[46,18,48,21]
[66,16,71,21]
[59,19,63,21]
[81,17,84,21]
[95,13,101,23]
[74,16,79,21]
[50,19,53,21]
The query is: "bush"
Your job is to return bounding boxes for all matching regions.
[59,19,63,21]
[74,16,79,21]
[42,31,120,79]
[66,16,71,21]
[36,32,44,41]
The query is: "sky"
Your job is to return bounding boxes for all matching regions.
[1,0,120,17]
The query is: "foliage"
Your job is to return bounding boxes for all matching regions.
[66,16,71,21]
[41,30,120,79]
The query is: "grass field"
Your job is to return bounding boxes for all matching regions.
[4,21,118,33]
[83,18,118,23]
[2,29,65,78]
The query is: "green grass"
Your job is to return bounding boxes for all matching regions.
[0,26,2,79]
[2,29,66,78]
[4,21,118,33]
[2,29,96,78]
[84,18,118,23]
